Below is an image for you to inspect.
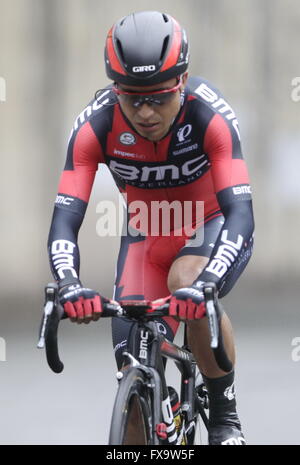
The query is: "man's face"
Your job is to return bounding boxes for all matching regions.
[115,73,188,142]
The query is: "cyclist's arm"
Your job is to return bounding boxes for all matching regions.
[47,121,104,288]
[194,113,254,294]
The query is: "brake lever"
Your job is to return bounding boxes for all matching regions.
[37,283,65,373]
[203,283,219,349]
[37,283,58,349]
[203,282,233,373]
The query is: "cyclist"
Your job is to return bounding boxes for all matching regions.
[48,11,254,445]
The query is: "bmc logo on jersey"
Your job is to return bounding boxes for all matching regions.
[55,195,74,206]
[109,154,208,186]
[205,230,244,279]
[72,90,110,131]
[233,185,252,195]
[194,83,241,140]
[132,65,156,73]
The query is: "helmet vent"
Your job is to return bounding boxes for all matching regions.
[116,39,126,67]
[160,36,170,63]
[162,13,169,23]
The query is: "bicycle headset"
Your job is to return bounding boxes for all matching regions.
[104,10,190,86]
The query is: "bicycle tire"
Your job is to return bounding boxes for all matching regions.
[108,367,155,445]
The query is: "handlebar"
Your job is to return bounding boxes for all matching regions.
[37,283,232,374]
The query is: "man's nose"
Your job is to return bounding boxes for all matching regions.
[136,103,156,119]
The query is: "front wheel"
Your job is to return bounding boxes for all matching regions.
[108,368,155,445]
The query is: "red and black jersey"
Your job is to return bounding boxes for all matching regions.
[48,76,254,294]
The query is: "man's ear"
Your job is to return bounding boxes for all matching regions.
[181,72,189,89]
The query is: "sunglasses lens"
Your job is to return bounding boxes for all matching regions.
[122,92,174,107]
[114,77,182,107]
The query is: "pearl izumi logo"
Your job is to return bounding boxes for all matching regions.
[177,124,192,142]
[119,132,136,145]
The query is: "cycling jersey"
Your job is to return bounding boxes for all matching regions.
[48,76,254,299]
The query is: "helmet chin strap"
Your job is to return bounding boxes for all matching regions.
[180,89,185,107]
[169,89,185,127]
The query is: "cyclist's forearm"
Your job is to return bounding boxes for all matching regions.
[47,196,87,286]
[194,197,254,291]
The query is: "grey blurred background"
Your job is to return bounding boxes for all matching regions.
[0,0,299,445]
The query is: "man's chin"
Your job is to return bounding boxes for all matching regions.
[136,126,168,142]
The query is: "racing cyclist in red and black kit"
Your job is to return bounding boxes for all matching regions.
[48,11,254,445]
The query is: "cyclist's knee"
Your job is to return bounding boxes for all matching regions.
[167,255,209,293]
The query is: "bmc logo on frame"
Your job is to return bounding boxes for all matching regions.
[0,337,6,361]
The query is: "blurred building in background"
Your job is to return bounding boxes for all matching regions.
[0,0,299,301]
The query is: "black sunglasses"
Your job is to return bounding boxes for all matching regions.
[112,77,182,108]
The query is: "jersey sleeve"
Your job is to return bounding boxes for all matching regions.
[194,111,255,295]
[47,121,105,287]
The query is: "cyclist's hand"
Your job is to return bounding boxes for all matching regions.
[169,286,206,320]
[58,280,107,324]
[151,295,172,311]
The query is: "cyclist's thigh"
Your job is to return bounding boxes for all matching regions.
[167,214,224,289]
[176,213,225,259]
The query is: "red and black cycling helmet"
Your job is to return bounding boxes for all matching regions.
[105,11,189,86]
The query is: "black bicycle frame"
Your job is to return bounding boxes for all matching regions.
[125,319,201,444]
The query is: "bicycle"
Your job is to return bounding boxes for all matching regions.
[37,282,232,445]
